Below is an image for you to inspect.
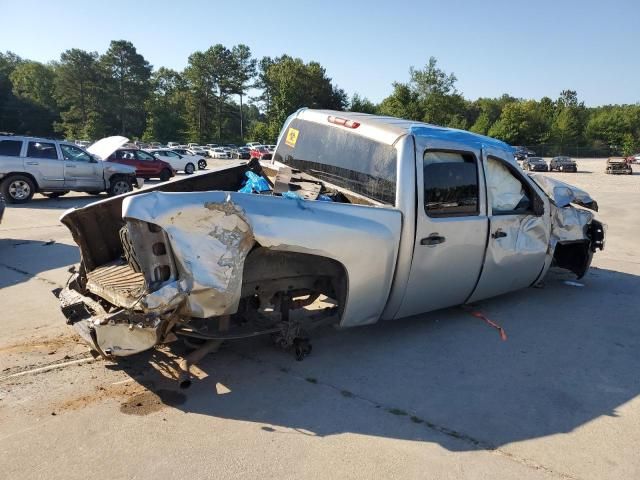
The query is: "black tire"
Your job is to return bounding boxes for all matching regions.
[184,163,195,175]
[2,174,35,204]
[159,169,172,182]
[108,176,133,196]
[198,160,207,170]
[43,191,70,199]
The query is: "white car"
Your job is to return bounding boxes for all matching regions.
[209,147,231,159]
[246,142,262,148]
[146,149,197,174]
[172,148,208,170]
[167,142,180,148]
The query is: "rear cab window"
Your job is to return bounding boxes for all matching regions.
[273,118,397,204]
[0,139,23,156]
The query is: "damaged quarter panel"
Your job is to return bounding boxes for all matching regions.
[122,190,402,327]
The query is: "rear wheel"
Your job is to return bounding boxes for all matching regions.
[184,163,195,175]
[108,177,133,196]
[198,160,207,170]
[159,169,172,182]
[2,175,35,204]
[43,191,69,198]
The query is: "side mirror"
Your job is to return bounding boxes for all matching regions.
[177,154,183,159]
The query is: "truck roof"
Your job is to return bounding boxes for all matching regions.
[297,109,512,153]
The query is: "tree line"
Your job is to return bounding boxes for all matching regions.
[1,43,638,156]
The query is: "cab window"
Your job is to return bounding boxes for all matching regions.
[27,142,58,160]
[423,151,479,217]
[486,157,540,215]
[60,144,92,162]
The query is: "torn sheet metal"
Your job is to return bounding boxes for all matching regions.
[122,191,402,327]
[529,174,598,211]
[124,194,255,319]
[549,203,595,243]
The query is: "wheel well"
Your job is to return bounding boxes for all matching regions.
[240,247,348,319]
[2,172,39,190]
[553,241,593,279]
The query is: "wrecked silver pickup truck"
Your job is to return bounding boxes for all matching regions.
[57,109,604,380]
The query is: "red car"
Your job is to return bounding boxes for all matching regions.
[249,146,272,161]
[107,148,176,181]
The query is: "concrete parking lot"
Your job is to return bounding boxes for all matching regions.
[1,159,638,479]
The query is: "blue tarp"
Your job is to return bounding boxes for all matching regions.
[238,171,271,194]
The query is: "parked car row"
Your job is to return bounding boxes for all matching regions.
[520,156,578,172]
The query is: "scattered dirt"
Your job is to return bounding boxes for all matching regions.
[120,389,187,416]
[0,334,82,355]
[53,380,187,417]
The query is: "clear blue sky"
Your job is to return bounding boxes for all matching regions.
[1,0,637,106]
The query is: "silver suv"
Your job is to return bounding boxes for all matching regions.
[0,135,139,204]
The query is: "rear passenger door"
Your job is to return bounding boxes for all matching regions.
[467,150,550,302]
[25,141,64,189]
[395,140,488,318]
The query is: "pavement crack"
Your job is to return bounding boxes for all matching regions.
[0,262,62,287]
[235,351,581,480]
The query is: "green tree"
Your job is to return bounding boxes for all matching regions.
[8,60,58,136]
[54,49,103,139]
[230,44,257,142]
[378,83,422,120]
[0,52,23,132]
[257,55,347,138]
[489,100,551,145]
[349,93,377,114]
[379,57,467,128]
[100,40,152,137]
[143,68,188,143]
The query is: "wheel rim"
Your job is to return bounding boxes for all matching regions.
[198,160,206,169]
[9,180,31,200]
[113,181,130,195]
[186,164,194,174]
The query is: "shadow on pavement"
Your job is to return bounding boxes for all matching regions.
[0,238,79,286]
[110,265,640,451]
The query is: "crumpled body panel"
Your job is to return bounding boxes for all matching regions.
[121,191,402,327]
[529,174,597,210]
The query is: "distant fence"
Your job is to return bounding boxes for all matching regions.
[527,144,617,158]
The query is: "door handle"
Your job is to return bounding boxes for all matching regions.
[65,164,76,168]
[491,229,507,239]
[26,161,39,165]
[420,234,446,246]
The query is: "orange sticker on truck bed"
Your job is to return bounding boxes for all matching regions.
[285,127,299,147]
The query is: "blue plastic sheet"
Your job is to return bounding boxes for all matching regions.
[281,191,334,202]
[239,171,271,194]
[281,191,301,200]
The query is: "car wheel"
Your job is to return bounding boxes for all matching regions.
[108,177,133,196]
[159,169,172,182]
[2,175,35,204]
[198,159,207,170]
[185,163,195,175]
[43,191,70,198]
